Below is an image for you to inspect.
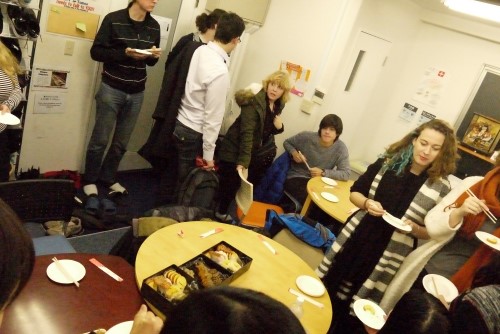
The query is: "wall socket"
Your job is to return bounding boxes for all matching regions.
[64,40,75,56]
[300,99,314,114]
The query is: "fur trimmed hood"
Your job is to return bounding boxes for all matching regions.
[234,83,262,106]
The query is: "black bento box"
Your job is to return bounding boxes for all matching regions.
[201,241,253,280]
[140,264,197,316]
[141,242,252,315]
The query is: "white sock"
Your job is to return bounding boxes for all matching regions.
[83,184,98,196]
[109,182,127,194]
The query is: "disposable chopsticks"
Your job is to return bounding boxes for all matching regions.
[465,189,497,223]
[298,151,311,170]
[52,257,79,287]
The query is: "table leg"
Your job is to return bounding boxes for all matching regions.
[300,195,312,216]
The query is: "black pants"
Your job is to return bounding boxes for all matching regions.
[0,131,11,182]
[216,160,240,214]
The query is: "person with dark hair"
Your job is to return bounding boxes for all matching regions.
[449,252,500,334]
[315,119,458,333]
[0,198,35,328]
[165,9,226,69]
[160,286,306,334]
[375,290,450,334]
[215,70,291,220]
[173,12,245,182]
[82,0,162,207]
[140,9,226,205]
[283,114,350,205]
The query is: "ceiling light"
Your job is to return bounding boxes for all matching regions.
[442,0,500,22]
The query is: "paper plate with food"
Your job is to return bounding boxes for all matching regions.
[353,299,386,330]
[107,320,133,334]
[475,231,500,251]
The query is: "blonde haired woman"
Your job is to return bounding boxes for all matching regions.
[0,41,23,181]
[216,70,291,220]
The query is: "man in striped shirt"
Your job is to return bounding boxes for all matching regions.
[83,0,161,200]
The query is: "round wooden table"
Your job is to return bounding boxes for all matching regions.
[300,177,356,223]
[2,254,142,334]
[135,221,333,334]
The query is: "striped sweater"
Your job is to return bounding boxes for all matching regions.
[90,8,160,94]
[316,162,451,310]
[0,70,22,132]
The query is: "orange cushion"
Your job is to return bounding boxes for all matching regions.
[237,201,284,228]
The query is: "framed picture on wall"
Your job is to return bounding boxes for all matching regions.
[462,113,500,154]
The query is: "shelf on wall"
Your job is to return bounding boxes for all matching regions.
[458,144,495,165]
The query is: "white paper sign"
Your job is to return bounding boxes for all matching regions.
[34,93,67,114]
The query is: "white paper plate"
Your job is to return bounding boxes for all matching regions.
[296,275,325,297]
[475,231,500,251]
[0,113,20,125]
[46,259,86,284]
[422,274,459,303]
[353,299,386,330]
[382,212,412,232]
[321,177,337,186]
[107,321,134,334]
[321,192,339,203]
[134,49,152,55]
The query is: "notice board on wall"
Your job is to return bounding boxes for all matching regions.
[46,4,100,40]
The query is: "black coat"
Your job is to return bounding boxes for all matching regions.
[139,41,203,167]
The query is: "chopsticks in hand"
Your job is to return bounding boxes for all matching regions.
[52,257,80,287]
[298,151,311,170]
[465,189,497,223]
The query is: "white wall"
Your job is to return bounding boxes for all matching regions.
[17,0,500,173]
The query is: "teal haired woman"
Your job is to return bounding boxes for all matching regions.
[315,119,458,333]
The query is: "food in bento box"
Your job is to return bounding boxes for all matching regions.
[195,260,225,287]
[145,269,188,301]
[204,244,243,272]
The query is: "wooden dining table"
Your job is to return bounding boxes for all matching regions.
[300,177,357,224]
[135,221,333,334]
[1,253,142,334]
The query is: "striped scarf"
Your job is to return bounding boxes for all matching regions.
[316,167,451,308]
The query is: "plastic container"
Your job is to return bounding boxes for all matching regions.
[289,296,304,319]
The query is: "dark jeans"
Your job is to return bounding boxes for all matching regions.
[84,83,144,185]
[217,160,240,214]
[173,120,203,183]
[284,177,309,205]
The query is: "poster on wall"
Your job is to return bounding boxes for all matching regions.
[47,0,107,39]
[32,67,71,90]
[399,102,417,122]
[412,66,448,107]
[417,111,436,126]
[280,60,311,97]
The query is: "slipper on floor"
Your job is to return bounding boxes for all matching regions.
[85,195,100,216]
[101,198,117,216]
[46,217,83,237]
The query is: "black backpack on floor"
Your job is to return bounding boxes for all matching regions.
[176,168,219,210]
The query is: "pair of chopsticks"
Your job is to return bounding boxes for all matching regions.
[431,277,449,309]
[52,257,79,288]
[298,151,311,170]
[465,189,497,223]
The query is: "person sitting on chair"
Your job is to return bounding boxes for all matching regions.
[283,114,350,205]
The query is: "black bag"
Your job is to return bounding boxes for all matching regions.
[252,136,277,169]
[176,168,219,210]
